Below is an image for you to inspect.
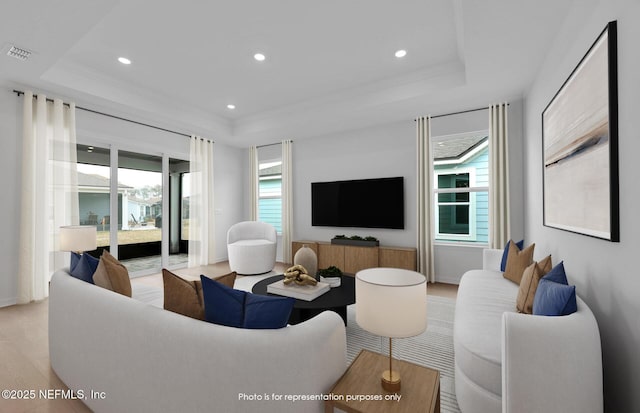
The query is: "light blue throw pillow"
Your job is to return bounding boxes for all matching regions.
[542,261,568,284]
[533,278,577,316]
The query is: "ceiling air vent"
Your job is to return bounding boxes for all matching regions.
[6,45,32,61]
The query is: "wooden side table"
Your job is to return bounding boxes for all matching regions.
[325,349,440,413]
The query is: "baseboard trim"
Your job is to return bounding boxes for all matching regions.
[435,275,461,285]
[0,297,17,308]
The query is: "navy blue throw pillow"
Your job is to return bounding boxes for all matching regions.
[533,278,577,316]
[244,293,294,329]
[200,275,295,329]
[200,275,246,328]
[500,239,524,271]
[69,252,99,284]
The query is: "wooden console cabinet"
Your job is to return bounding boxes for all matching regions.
[292,241,416,273]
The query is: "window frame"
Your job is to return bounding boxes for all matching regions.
[258,159,283,234]
[433,167,486,242]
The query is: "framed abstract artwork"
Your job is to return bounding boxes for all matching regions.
[542,21,619,242]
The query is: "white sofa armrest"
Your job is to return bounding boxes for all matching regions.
[483,248,503,272]
[501,298,603,413]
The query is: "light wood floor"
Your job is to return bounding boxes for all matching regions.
[0,262,457,412]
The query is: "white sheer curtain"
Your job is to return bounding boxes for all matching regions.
[249,145,259,221]
[489,103,510,249]
[281,140,293,264]
[18,92,79,303]
[416,116,435,283]
[188,136,215,266]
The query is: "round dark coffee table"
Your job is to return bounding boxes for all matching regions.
[252,275,355,325]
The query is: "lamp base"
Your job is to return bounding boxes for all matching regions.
[381,370,401,392]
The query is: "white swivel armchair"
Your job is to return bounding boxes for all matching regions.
[227,221,277,275]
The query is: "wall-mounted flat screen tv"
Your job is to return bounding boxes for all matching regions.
[311,177,404,229]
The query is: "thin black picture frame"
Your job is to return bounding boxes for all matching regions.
[542,21,619,242]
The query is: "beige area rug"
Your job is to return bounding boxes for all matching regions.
[232,271,281,292]
[234,274,460,412]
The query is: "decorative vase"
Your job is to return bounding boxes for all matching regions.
[294,245,318,279]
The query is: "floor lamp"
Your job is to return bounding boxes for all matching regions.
[355,268,427,392]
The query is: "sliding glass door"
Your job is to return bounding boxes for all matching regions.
[76,144,111,253]
[117,150,163,273]
[168,158,190,267]
[76,144,189,275]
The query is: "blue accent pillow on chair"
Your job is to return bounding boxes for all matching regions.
[200,274,246,328]
[533,278,577,316]
[501,239,524,271]
[244,293,294,329]
[69,252,99,284]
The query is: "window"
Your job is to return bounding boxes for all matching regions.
[432,132,489,243]
[435,168,476,241]
[258,161,282,233]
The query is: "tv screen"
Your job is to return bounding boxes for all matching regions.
[311,177,404,229]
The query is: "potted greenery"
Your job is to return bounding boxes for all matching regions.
[331,235,380,247]
[317,266,343,287]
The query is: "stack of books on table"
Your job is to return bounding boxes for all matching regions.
[267,279,330,301]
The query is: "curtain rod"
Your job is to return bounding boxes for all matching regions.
[415,103,509,121]
[257,139,293,149]
[12,89,205,140]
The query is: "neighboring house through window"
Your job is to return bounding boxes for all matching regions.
[433,131,489,243]
[258,160,282,233]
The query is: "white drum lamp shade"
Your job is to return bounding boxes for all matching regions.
[356,267,427,391]
[59,226,97,253]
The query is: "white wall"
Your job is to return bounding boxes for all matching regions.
[292,120,417,248]
[212,143,245,262]
[0,88,20,307]
[242,124,418,264]
[523,2,640,411]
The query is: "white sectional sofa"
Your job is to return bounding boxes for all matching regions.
[454,249,603,413]
[49,269,347,413]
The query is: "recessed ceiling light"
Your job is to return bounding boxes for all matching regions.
[395,49,407,58]
[227,104,236,110]
[253,53,266,62]
[118,57,132,65]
